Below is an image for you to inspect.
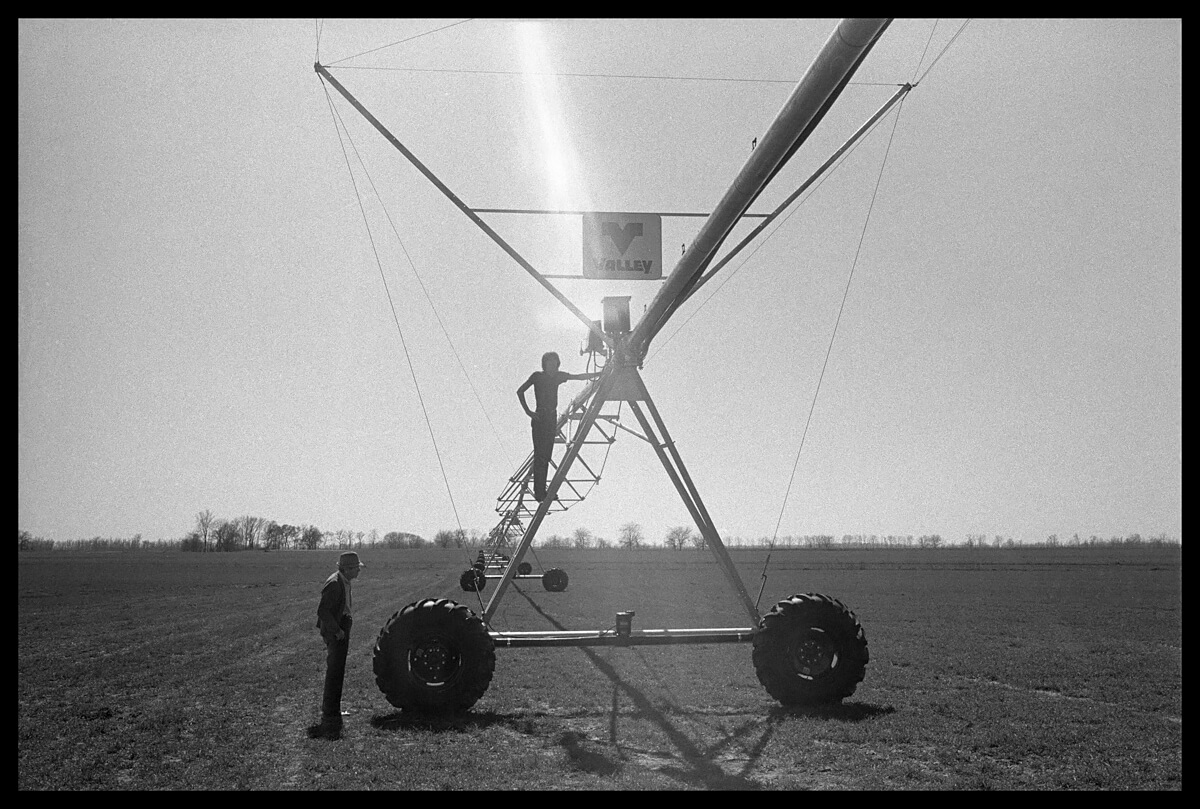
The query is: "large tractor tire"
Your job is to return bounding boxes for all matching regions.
[517,562,533,576]
[542,568,569,592]
[373,598,496,713]
[459,568,486,592]
[752,593,868,706]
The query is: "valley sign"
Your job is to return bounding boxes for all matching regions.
[581,212,662,280]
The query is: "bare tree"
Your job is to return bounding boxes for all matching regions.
[301,525,323,551]
[196,509,215,553]
[236,515,265,551]
[280,524,301,550]
[664,525,693,551]
[263,521,282,551]
[571,527,593,549]
[618,522,644,550]
[541,534,568,548]
[213,520,239,552]
[384,531,423,548]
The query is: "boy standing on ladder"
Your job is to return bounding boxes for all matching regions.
[517,352,600,502]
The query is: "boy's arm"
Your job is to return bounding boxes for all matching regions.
[567,372,601,381]
[517,373,537,418]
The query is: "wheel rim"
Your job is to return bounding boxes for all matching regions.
[409,637,461,685]
[788,628,838,680]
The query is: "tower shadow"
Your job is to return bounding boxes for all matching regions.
[510,587,772,789]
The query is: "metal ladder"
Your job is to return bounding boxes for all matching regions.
[486,389,622,555]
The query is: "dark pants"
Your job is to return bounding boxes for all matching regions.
[320,617,351,720]
[531,414,556,500]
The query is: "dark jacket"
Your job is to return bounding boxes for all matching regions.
[316,571,352,641]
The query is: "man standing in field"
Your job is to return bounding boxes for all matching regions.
[311,551,363,739]
[517,351,600,502]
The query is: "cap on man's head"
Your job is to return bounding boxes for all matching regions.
[339,551,364,569]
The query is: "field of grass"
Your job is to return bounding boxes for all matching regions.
[19,546,1181,790]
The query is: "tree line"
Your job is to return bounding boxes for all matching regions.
[18,517,1178,553]
[180,510,436,552]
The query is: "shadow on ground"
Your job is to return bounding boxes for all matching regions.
[305,722,343,741]
[367,586,896,787]
[510,585,776,789]
[369,709,514,733]
[558,730,621,777]
[769,702,896,721]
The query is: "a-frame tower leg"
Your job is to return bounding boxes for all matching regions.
[627,391,761,626]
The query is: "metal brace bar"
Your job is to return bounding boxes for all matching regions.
[471,208,772,219]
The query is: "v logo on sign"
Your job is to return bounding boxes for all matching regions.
[601,222,643,255]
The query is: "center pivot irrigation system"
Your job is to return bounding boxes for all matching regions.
[317,18,915,713]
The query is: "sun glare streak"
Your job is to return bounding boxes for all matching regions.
[517,22,594,254]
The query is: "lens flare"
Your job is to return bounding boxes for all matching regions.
[516,22,591,210]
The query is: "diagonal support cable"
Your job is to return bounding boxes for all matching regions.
[322,79,486,613]
[770,97,909,551]
[649,84,909,362]
[328,98,513,461]
[326,18,475,66]
[680,83,910,308]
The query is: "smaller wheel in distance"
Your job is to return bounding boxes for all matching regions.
[517,562,533,575]
[542,568,568,592]
[459,569,487,592]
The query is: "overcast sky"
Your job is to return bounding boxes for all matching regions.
[18,19,1181,546]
